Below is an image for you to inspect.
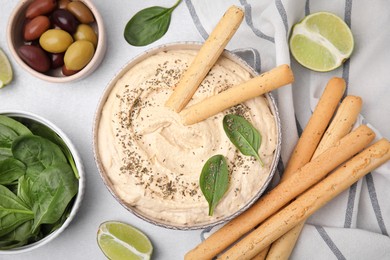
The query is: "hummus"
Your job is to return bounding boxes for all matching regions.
[98,49,277,227]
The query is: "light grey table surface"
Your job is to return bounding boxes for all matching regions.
[0,0,204,259]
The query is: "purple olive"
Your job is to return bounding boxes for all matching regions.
[26,0,57,19]
[51,9,79,34]
[50,52,65,69]
[18,45,50,73]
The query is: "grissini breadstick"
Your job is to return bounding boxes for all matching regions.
[265,95,363,260]
[165,5,244,112]
[251,245,270,260]
[219,138,390,260]
[312,95,362,158]
[254,77,347,259]
[282,77,346,179]
[180,65,294,125]
[184,125,375,260]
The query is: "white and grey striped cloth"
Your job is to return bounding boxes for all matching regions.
[185,0,390,259]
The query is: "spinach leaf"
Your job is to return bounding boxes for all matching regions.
[30,163,78,232]
[0,115,32,136]
[223,114,264,166]
[0,185,34,236]
[28,123,79,179]
[124,0,182,46]
[199,155,229,216]
[0,147,12,160]
[12,135,67,180]
[0,220,34,250]
[0,158,26,185]
[17,175,34,208]
[0,124,18,148]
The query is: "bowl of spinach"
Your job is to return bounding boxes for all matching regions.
[0,111,84,253]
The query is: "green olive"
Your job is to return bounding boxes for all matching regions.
[73,24,98,47]
[39,29,73,53]
[64,40,95,70]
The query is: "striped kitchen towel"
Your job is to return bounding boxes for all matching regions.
[186,0,390,259]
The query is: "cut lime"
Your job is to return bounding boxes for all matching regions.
[0,48,13,88]
[289,12,354,72]
[97,221,153,260]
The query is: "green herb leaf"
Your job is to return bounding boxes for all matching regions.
[199,155,229,216]
[223,114,263,166]
[124,0,182,46]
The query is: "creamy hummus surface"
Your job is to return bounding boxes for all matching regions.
[98,49,277,226]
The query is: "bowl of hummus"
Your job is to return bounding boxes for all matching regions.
[93,42,281,230]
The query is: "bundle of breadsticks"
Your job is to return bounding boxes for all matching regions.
[184,77,390,260]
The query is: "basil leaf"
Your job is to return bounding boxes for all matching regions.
[0,158,26,185]
[223,114,264,166]
[200,155,229,216]
[124,0,182,46]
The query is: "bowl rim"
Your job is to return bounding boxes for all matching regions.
[0,110,85,254]
[92,41,282,230]
[6,0,107,83]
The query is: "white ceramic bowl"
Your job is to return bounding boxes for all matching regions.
[93,42,281,230]
[7,0,106,83]
[0,110,85,254]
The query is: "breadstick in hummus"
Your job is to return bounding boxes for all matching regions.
[264,95,363,260]
[184,125,375,260]
[282,77,346,179]
[219,138,390,260]
[180,64,294,125]
[165,5,244,112]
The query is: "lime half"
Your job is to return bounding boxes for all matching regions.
[289,12,354,72]
[0,48,13,88]
[97,221,153,260]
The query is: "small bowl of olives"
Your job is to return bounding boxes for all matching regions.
[7,0,106,83]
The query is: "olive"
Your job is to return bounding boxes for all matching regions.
[73,24,97,47]
[25,0,57,19]
[18,45,50,72]
[23,15,50,41]
[62,65,79,76]
[58,0,70,9]
[51,9,79,34]
[39,29,73,53]
[67,1,94,24]
[64,40,94,70]
[50,52,65,69]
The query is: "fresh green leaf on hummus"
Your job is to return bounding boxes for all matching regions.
[199,155,229,216]
[223,114,264,166]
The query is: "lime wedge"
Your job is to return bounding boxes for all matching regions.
[0,48,13,88]
[97,221,153,260]
[289,12,354,72]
